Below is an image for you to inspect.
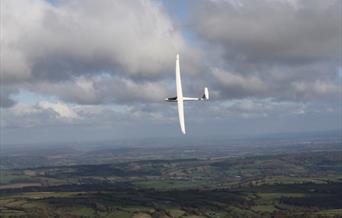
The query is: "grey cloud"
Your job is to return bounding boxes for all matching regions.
[209,66,340,102]
[187,0,340,102]
[191,0,340,65]
[0,87,17,108]
[26,75,170,105]
[0,93,16,108]
[212,69,267,98]
[1,101,172,128]
[1,0,196,106]
[187,98,338,122]
[224,99,307,117]
[2,0,186,82]
[290,80,340,101]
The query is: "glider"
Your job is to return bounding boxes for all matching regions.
[165,54,209,134]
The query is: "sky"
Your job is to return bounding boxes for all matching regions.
[0,0,341,145]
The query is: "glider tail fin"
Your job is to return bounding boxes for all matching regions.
[202,87,209,100]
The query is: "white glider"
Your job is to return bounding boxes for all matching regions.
[165,54,209,134]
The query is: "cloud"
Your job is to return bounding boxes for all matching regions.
[1,0,191,106]
[224,99,308,117]
[209,66,340,102]
[37,101,78,119]
[191,98,337,121]
[0,101,172,128]
[3,0,338,107]
[3,0,187,81]
[1,101,79,128]
[212,68,267,98]
[24,75,170,105]
[0,87,18,108]
[188,0,340,102]
[1,101,91,128]
[1,0,340,139]
[191,0,340,64]
[291,80,339,101]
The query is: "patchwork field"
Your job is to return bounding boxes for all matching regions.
[0,139,342,218]
[1,148,342,217]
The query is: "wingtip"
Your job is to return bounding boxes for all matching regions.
[176,53,179,60]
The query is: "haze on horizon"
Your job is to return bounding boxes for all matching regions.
[0,0,341,145]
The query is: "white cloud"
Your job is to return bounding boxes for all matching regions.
[37,101,78,119]
[1,101,79,128]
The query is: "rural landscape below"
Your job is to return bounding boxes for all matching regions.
[1,132,341,217]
